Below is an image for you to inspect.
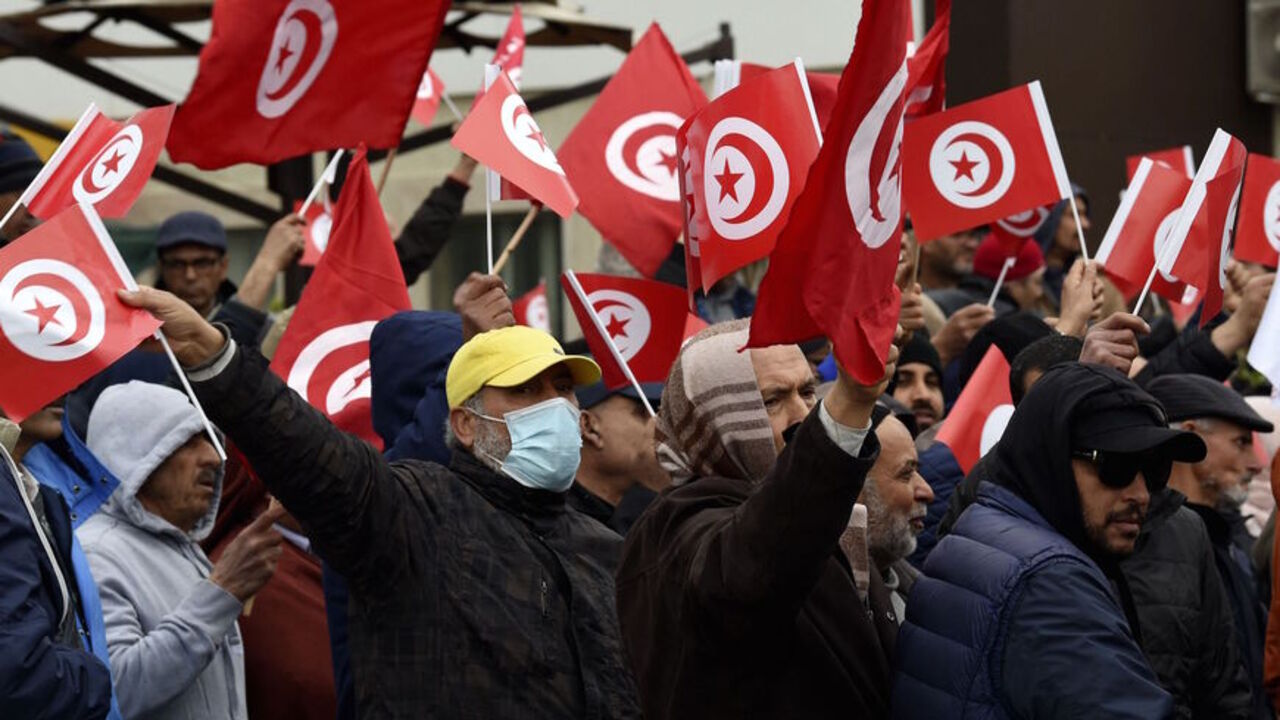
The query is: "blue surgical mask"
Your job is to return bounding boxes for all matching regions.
[470,397,582,493]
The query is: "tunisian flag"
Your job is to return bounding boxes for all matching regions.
[411,67,446,127]
[167,0,450,169]
[747,0,909,384]
[452,72,578,218]
[936,345,1014,473]
[1231,153,1280,268]
[680,60,822,291]
[1158,129,1247,300]
[1095,158,1192,303]
[0,204,160,421]
[512,281,550,332]
[1197,162,1246,324]
[741,63,840,130]
[904,0,950,120]
[293,196,333,267]
[902,81,1072,241]
[1125,145,1194,182]
[561,271,689,389]
[22,103,175,220]
[988,204,1051,256]
[270,147,410,447]
[558,24,708,278]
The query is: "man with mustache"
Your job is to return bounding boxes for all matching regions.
[894,364,1204,718]
[76,382,284,720]
[890,334,944,434]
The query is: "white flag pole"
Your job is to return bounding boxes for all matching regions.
[1067,194,1090,262]
[298,149,345,218]
[0,102,99,236]
[1133,219,1185,315]
[442,93,465,124]
[564,270,656,418]
[482,63,502,275]
[80,203,226,461]
[987,257,1016,308]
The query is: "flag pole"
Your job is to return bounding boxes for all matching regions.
[492,206,539,274]
[376,147,398,197]
[485,167,494,274]
[564,270,656,418]
[1133,230,1183,315]
[442,93,465,124]
[0,201,22,237]
[987,257,1016,307]
[299,150,345,218]
[1068,194,1090,262]
[156,333,227,462]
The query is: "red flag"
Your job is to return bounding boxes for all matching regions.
[0,204,161,421]
[683,313,709,342]
[22,104,174,220]
[1158,129,1247,297]
[902,81,1072,241]
[512,280,550,332]
[1198,162,1246,324]
[748,0,909,384]
[1095,158,1192,303]
[560,272,689,389]
[1231,153,1280,268]
[936,345,1014,473]
[1125,145,1194,182]
[988,204,1052,256]
[558,24,708,277]
[269,147,410,447]
[452,73,578,218]
[904,1,950,120]
[676,118,704,308]
[741,63,840,130]
[167,0,450,169]
[411,67,446,127]
[680,60,823,290]
[491,6,526,88]
[293,197,333,267]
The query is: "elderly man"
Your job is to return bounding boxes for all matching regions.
[571,381,667,536]
[894,364,1202,718]
[77,382,284,720]
[616,319,899,718]
[859,407,933,620]
[119,283,641,718]
[1147,374,1275,720]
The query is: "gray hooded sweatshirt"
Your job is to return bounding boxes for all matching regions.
[76,381,246,720]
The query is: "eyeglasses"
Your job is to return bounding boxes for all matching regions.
[160,256,222,273]
[1072,449,1171,491]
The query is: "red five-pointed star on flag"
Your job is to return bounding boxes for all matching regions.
[25,298,62,333]
[715,160,743,202]
[950,150,979,181]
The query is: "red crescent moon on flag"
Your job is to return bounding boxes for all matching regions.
[949,131,1005,199]
[264,8,324,103]
[622,124,676,182]
[715,132,776,225]
[12,272,94,349]
[79,136,134,195]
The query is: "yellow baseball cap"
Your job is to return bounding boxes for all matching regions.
[446,325,601,408]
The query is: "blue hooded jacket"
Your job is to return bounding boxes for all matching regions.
[324,310,462,720]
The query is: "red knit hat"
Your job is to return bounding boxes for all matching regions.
[973,235,1044,281]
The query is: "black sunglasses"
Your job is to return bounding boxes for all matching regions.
[1072,449,1172,491]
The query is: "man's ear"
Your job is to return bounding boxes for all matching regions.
[1180,419,1197,433]
[580,409,605,450]
[450,407,477,449]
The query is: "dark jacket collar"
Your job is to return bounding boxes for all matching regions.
[449,449,566,525]
[1186,502,1230,547]
[566,483,614,526]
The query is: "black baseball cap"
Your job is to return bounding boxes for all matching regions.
[155,210,227,253]
[1146,374,1275,433]
[1071,400,1206,464]
[575,381,663,411]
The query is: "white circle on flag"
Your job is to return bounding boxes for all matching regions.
[845,59,908,249]
[980,403,1015,457]
[1153,210,1181,284]
[928,121,1016,209]
[1263,180,1280,253]
[1218,184,1242,290]
[587,289,651,361]
[500,94,564,175]
[997,206,1050,238]
[0,259,106,362]
[604,111,683,202]
[286,320,376,415]
[310,213,333,253]
[417,71,435,100]
[74,125,143,205]
[256,0,339,119]
[525,295,550,332]
[703,117,790,241]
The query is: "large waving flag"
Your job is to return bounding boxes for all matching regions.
[748,0,909,384]
[0,204,161,421]
[269,147,410,447]
[167,0,450,168]
[22,103,175,220]
[558,24,707,278]
[902,82,1072,241]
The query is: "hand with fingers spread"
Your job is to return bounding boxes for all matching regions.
[932,303,996,366]
[118,287,226,367]
[1079,312,1150,375]
[210,501,287,602]
[1057,259,1104,338]
[453,273,516,341]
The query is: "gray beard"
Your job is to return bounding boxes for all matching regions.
[472,418,513,475]
[863,483,920,568]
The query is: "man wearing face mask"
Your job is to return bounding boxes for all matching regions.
[1147,374,1275,719]
[113,284,641,719]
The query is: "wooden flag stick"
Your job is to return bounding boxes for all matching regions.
[987,257,1016,307]
[376,147,398,197]
[492,206,539,274]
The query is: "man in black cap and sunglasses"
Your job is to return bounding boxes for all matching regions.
[894,363,1203,719]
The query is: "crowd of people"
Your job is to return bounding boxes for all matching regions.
[4,124,1280,720]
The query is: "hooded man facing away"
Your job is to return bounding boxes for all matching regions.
[77,381,284,720]
[616,319,900,719]
[894,364,1200,719]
